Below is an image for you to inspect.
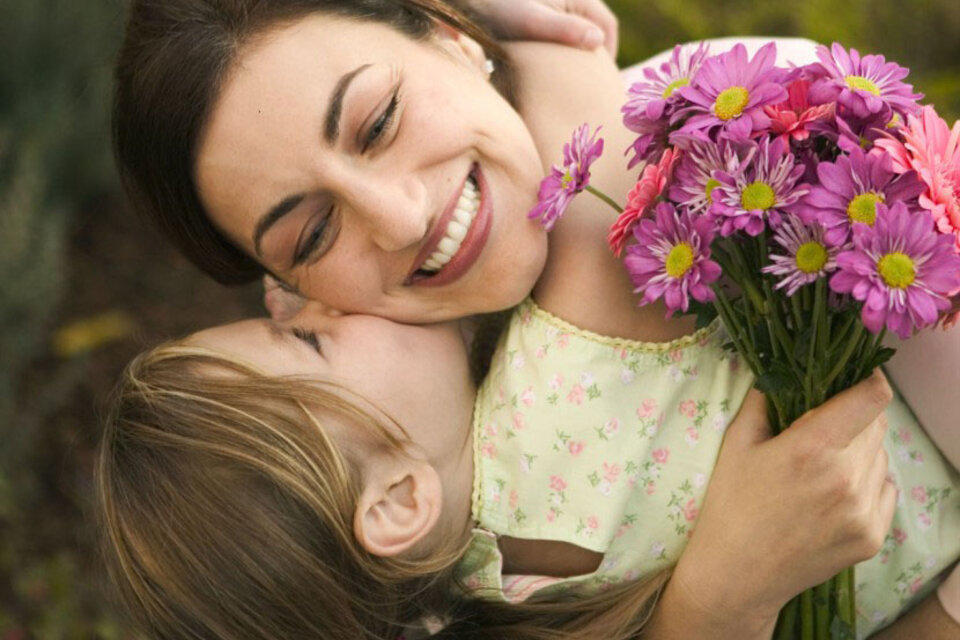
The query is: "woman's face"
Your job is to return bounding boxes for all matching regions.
[196,14,548,323]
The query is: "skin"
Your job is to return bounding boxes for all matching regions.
[471,0,619,56]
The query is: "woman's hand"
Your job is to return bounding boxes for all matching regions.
[461,0,618,57]
[647,371,897,639]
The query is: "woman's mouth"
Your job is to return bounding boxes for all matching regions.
[406,165,492,287]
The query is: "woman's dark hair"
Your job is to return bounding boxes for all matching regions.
[113,0,516,285]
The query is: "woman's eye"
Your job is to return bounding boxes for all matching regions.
[363,89,400,151]
[292,327,322,354]
[293,213,331,266]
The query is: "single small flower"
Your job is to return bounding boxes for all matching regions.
[624,42,712,122]
[608,148,680,256]
[763,78,835,144]
[529,124,604,230]
[807,43,922,120]
[672,42,788,141]
[624,201,721,317]
[829,202,960,338]
[762,214,840,296]
[800,147,925,246]
[710,136,809,236]
[622,43,711,167]
[875,105,960,252]
[669,138,747,215]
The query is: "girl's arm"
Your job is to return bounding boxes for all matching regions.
[646,375,897,638]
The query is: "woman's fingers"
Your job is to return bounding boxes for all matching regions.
[793,369,893,447]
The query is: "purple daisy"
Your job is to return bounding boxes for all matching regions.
[807,43,922,120]
[622,44,710,168]
[762,214,840,296]
[829,201,960,339]
[669,138,749,215]
[672,42,788,141]
[798,147,924,246]
[528,124,604,230]
[709,136,809,236]
[624,201,722,317]
[624,43,711,122]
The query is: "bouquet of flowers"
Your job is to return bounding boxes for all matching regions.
[530,41,960,639]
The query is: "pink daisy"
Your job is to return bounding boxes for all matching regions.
[673,42,788,141]
[624,202,721,317]
[829,202,960,338]
[608,148,681,256]
[875,105,960,251]
[762,214,840,296]
[529,124,604,231]
[669,138,748,215]
[710,136,809,236]
[799,147,924,246]
[807,43,922,121]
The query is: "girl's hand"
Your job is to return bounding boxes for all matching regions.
[462,0,618,57]
[661,371,897,636]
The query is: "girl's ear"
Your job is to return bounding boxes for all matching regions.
[353,455,443,557]
[431,19,487,74]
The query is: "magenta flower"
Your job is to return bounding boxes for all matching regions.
[799,147,924,246]
[762,214,840,296]
[529,124,604,230]
[624,202,721,317]
[875,106,960,251]
[807,43,922,120]
[669,138,749,215]
[829,202,960,338]
[673,42,788,141]
[710,137,809,236]
[622,43,711,167]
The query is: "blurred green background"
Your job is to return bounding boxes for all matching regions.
[1,0,958,637]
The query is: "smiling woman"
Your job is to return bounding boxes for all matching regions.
[115,0,548,323]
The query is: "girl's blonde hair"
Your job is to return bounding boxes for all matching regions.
[98,342,670,639]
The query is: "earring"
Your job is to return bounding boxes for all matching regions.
[483,58,495,75]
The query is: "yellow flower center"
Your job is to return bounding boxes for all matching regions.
[795,241,828,274]
[844,75,881,96]
[846,192,884,225]
[561,169,573,189]
[662,77,690,99]
[741,181,776,211]
[714,86,750,120]
[877,252,916,289]
[666,243,695,278]
[705,177,722,204]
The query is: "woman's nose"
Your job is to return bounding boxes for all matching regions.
[347,178,429,252]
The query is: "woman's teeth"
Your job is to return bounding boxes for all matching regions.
[421,176,479,274]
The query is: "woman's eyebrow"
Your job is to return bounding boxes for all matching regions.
[252,63,372,256]
[324,63,372,144]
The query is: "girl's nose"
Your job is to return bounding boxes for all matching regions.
[347,178,429,253]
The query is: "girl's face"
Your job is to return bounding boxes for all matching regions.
[190,306,476,462]
[196,14,548,323]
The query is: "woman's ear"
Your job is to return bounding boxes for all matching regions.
[431,19,487,75]
[353,455,443,558]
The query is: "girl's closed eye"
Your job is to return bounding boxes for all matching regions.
[292,326,322,354]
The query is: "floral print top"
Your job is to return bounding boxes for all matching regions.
[457,299,960,638]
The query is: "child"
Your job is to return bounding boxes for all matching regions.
[99,296,959,639]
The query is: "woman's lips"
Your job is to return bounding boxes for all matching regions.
[405,164,492,287]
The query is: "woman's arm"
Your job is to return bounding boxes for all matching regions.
[646,373,897,639]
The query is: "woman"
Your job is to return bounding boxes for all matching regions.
[110,0,955,636]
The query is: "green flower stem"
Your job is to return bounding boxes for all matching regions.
[823,323,865,391]
[775,599,798,640]
[584,185,623,214]
[801,589,814,640]
[836,567,855,630]
[815,581,831,638]
[764,279,795,355]
[713,285,763,374]
[805,280,826,409]
[790,293,804,332]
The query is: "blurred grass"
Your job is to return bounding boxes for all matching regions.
[1,0,958,638]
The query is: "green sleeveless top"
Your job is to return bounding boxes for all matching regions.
[457,299,960,637]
